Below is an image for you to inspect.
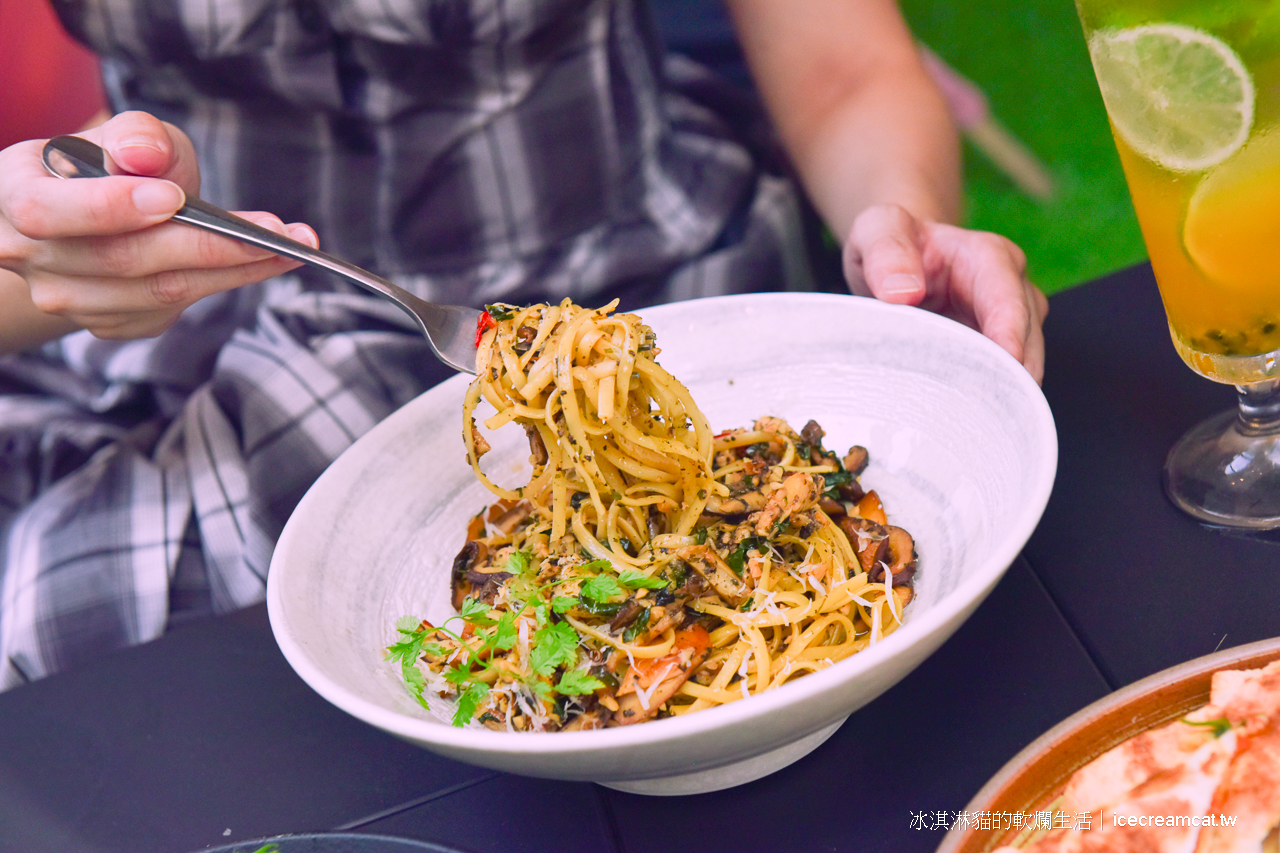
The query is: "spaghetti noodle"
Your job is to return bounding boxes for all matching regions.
[386,299,917,731]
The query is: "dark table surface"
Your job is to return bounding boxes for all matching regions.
[3,263,1277,853]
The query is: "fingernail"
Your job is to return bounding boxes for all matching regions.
[288,223,318,248]
[118,135,165,153]
[881,273,922,296]
[131,180,185,216]
[251,215,288,235]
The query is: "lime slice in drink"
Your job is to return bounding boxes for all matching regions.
[1184,130,1280,289]
[1087,24,1254,171]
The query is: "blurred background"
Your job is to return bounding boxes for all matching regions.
[651,0,1148,295]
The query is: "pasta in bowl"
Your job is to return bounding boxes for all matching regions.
[267,291,1057,795]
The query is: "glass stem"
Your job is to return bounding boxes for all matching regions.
[1236,378,1280,437]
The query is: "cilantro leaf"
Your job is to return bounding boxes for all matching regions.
[385,616,430,664]
[551,595,579,614]
[506,550,533,575]
[580,558,613,572]
[452,682,490,726]
[384,637,422,666]
[579,575,623,602]
[531,621,579,676]
[401,662,430,709]
[492,612,519,651]
[385,616,436,709]
[444,664,473,686]
[458,597,498,627]
[557,669,606,695]
[618,568,666,590]
[527,679,554,703]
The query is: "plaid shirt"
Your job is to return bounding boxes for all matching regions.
[0,0,812,689]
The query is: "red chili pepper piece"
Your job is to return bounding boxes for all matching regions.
[475,311,496,347]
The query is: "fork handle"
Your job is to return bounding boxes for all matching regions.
[175,197,417,304]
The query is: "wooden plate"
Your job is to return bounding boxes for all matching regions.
[937,636,1280,853]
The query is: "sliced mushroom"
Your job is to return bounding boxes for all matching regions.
[870,525,918,585]
[513,324,537,355]
[673,545,749,606]
[800,419,825,448]
[450,539,486,610]
[560,705,609,731]
[489,499,534,534]
[608,599,645,632]
[704,488,770,517]
[469,417,492,459]
[633,602,689,644]
[837,516,888,576]
[817,496,847,518]
[523,422,549,467]
[843,445,869,476]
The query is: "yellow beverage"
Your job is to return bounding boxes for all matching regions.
[1076,1,1280,384]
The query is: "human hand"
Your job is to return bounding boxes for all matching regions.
[842,204,1048,383]
[0,110,316,343]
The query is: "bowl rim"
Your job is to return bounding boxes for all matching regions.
[267,291,1059,764]
[936,634,1280,853]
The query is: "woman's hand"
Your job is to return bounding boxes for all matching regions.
[725,0,1048,383]
[0,110,315,350]
[843,203,1048,383]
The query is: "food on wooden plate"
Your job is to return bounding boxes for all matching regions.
[386,299,916,731]
[996,660,1280,852]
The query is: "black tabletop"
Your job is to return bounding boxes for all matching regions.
[3,263,1275,853]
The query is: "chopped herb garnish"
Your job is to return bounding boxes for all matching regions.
[726,536,766,576]
[622,607,651,642]
[820,469,853,499]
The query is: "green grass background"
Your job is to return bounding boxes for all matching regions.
[900,0,1148,294]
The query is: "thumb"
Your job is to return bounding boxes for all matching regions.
[842,204,928,305]
[94,112,201,193]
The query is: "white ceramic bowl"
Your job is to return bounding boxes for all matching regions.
[267,292,1057,795]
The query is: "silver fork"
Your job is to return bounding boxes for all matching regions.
[41,135,481,373]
